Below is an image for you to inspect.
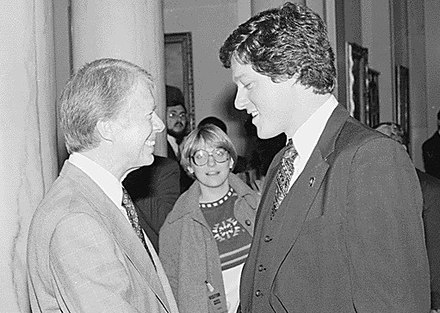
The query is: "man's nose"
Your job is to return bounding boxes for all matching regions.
[234,88,248,110]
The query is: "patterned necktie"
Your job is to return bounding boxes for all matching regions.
[271,139,298,220]
[121,187,154,262]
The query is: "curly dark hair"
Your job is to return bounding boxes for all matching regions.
[219,2,336,94]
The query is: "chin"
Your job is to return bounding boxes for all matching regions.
[143,154,155,166]
[256,129,273,139]
[257,125,282,140]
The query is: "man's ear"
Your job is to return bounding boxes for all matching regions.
[229,159,234,170]
[96,119,116,142]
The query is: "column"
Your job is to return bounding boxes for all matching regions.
[0,1,58,312]
[70,0,167,156]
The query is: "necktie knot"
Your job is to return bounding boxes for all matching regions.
[283,139,298,160]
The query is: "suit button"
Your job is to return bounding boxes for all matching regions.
[258,264,265,271]
[245,219,252,226]
[264,235,272,242]
[255,290,262,297]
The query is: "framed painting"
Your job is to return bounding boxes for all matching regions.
[164,32,195,130]
[346,42,369,125]
[395,65,410,150]
[366,68,380,127]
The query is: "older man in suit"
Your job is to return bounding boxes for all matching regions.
[219,3,430,312]
[27,58,179,313]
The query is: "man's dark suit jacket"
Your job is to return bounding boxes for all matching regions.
[123,156,180,251]
[240,105,430,312]
[167,141,193,193]
[422,132,440,179]
[417,169,440,309]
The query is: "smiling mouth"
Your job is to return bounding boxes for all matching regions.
[248,110,259,118]
[206,171,220,176]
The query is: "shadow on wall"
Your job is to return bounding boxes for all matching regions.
[215,84,249,135]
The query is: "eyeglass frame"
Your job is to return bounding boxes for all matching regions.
[190,147,230,166]
[168,112,187,120]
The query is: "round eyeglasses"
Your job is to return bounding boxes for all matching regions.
[191,148,229,166]
[168,112,187,120]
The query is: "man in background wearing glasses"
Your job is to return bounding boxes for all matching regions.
[166,84,194,192]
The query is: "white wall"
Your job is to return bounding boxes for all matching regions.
[164,0,251,156]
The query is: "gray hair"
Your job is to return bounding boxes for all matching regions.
[60,58,154,153]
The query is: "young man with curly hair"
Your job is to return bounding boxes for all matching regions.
[219,2,430,312]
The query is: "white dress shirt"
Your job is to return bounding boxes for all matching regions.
[289,95,338,189]
[167,134,179,157]
[69,152,129,222]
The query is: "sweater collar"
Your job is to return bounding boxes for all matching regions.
[166,173,256,223]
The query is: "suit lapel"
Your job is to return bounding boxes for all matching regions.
[102,205,170,309]
[268,149,329,275]
[62,163,173,313]
[262,105,349,284]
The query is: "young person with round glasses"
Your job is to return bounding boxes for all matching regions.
[159,123,260,313]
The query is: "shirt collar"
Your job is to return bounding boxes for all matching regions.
[291,95,338,160]
[167,134,179,155]
[69,152,123,208]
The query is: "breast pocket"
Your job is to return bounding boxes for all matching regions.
[300,209,344,235]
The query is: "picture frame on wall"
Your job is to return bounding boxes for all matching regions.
[395,65,410,150]
[164,32,195,130]
[346,42,369,125]
[367,68,380,127]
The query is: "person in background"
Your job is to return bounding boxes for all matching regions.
[219,2,429,312]
[27,58,178,312]
[244,115,286,193]
[160,124,260,313]
[198,115,248,174]
[166,84,194,192]
[123,155,180,251]
[423,109,440,179]
[166,85,188,159]
[375,122,440,313]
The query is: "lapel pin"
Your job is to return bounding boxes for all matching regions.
[309,177,315,186]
